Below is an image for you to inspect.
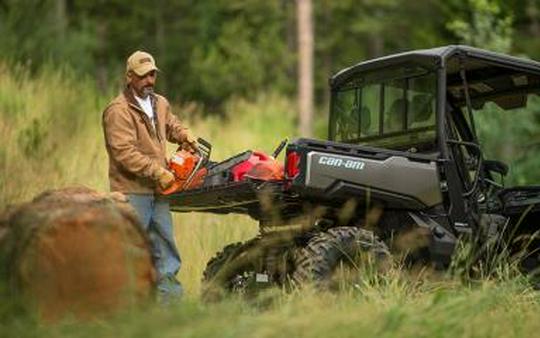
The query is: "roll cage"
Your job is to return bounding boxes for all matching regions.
[329,45,540,229]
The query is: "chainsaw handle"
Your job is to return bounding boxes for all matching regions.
[197,137,212,152]
[194,137,211,165]
[182,137,211,190]
[182,152,203,190]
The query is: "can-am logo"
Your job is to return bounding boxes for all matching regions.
[318,156,365,170]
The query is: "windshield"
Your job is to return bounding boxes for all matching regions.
[330,65,437,153]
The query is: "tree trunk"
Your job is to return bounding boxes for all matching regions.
[527,0,540,37]
[95,20,109,94]
[297,0,314,137]
[368,32,384,58]
[54,0,67,42]
[0,187,155,322]
[155,0,167,92]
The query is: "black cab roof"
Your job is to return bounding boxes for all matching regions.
[331,45,540,89]
[331,45,540,110]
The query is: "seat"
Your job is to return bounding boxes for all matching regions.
[359,106,372,136]
[385,98,408,132]
[409,94,434,128]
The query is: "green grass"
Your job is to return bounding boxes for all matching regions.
[2,277,540,337]
[2,63,540,337]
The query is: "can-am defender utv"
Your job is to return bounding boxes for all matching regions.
[168,45,540,294]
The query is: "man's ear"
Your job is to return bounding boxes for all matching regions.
[126,71,133,85]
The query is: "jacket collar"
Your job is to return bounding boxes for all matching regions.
[123,87,162,141]
[123,87,157,113]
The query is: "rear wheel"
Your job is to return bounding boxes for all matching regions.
[202,239,261,299]
[202,237,293,300]
[292,226,390,287]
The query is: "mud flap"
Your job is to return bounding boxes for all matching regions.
[408,211,457,268]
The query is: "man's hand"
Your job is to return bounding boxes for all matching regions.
[180,141,198,154]
[183,129,199,153]
[157,168,175,190]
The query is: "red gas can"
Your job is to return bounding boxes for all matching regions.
[231,151,284,181]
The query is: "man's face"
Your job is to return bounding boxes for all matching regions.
[129,70,157,98]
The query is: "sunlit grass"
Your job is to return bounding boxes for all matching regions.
[174,213,258,295]
[2,274,539,337]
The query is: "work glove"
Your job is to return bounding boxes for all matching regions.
[182,129,199,153]
[156,167,176,190]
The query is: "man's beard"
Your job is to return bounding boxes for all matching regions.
[141,86,154,98]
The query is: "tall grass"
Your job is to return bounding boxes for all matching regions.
[0,63,112,205]
[2,272,540,337]
[2,63,540,337]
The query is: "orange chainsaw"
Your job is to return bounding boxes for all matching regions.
[161,138,211,195]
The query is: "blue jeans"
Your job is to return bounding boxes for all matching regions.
[127,194,183,300]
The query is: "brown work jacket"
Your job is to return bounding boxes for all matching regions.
[102,88,190,194]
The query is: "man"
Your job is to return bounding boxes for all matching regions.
[102,50,197,301]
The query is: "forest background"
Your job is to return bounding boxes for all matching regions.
[5,0,540,107]
[2,0,540,336]
[2,0,540,191]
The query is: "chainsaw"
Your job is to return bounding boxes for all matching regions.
[162,138,287,195]
[161,138,211,195]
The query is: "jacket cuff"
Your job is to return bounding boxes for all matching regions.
[150,165,166,181]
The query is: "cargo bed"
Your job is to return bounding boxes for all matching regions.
[166,179,300,220]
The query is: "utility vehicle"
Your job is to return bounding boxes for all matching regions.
[169,45,540,293]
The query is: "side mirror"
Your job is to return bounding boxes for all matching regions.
[483,159,508,177]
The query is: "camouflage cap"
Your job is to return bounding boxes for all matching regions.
[126,50,159,76]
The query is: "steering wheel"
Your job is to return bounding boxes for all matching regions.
[482,159,508,190]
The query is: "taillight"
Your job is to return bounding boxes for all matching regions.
[286,151,300,179]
